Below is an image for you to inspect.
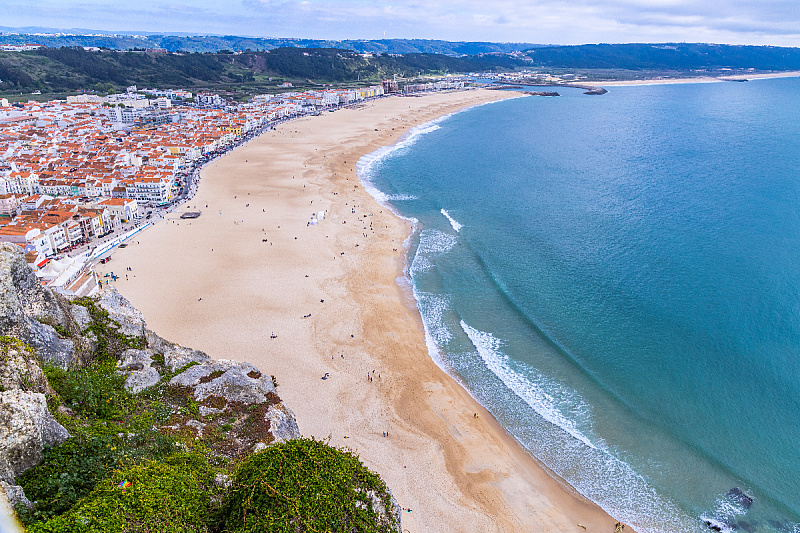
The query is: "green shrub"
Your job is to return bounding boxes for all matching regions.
[17,432,120,523]
[44,361,130,420]
[218,438,398,533]
[16,417,178,524]
[28,453,217,533]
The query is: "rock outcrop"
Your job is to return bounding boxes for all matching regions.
[1,479,32,509]
[170,360,276,404]
[94,286,147,338]
[358,488,403,530]
[117,348,160,393]
[0,242,377,531]
[0,336,71,507]
[113,354,300,454]
[145,331,209,371]
[0,337,54,396]
[0,243,74,367]
[0,389,69,484]
[265,403,301,444]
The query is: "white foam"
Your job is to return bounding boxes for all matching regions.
[409,254,433,274]
[357,95,525,214]
[460,320,597,450]
[354,94,698,532]
[411,285,455,373]
[356,120,442,193]
[417,229,458,255]
[441,209,463,232]
[455,320,704,532]
[410,230,458,274]
[698,490,752,533]
[386,194,418,201]
[418,292,455,347]
[698,517,735,533]
[405,285,695,532]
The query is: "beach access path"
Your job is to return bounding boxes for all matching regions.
[97,89,623,533]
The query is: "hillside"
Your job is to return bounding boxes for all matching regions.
[3,41,800,97]
[524,42,800,71]
[0,29,540,55]
[0,47,518,94]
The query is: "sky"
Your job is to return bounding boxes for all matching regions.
[4,0,800,47]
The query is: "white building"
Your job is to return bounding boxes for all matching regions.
[195,93,224,107]
[106,106,147,124]
[150,97,172,109]
[0,44,45,52]
[127,176,172,205]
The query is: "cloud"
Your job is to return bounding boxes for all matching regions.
[239,0,800,44]
[3,0,800,46]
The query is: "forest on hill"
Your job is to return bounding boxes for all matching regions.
[0,47,518,94]
[0,29,539,55]
[2,41,800,96]
[523,43,800,70]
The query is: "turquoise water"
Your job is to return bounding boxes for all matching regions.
[358,79,800,533]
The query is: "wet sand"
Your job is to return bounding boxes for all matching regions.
[99,89,622,532]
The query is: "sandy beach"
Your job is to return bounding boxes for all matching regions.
[591,70,800,86]
[97,89,622,532]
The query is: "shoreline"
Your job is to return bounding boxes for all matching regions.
[589,70,800,86]
[97,89,623,532]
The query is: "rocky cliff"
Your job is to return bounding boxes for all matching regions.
[0,244,75,367]
[0,242,399,532]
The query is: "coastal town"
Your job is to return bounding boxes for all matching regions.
[0,78,464,295]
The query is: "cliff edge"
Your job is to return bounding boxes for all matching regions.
[0,242,400,532]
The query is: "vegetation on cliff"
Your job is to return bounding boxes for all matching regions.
[0,258,399,533]
[27,453,219,533]
[220,438,399,533]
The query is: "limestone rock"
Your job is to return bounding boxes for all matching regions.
[0,390,69,484]
[195,367,275,405]
[0,481,31,509]
[69,304,92,330]
[0,339,53,395]
[170,360,275,404]
[0,244,74,367]
[388,491,402,529]
[147,331,209,371]
[169,360,234,387]
[185,419,205,437]
[355,488,402,531]
[0,244,67,325]
[95,286,146,337]
[117,349,160,393]
[251,442,268,453]
[265,403,300,443]
[0,480,27,533]
[214,472,231,488]
[199,406,223,416]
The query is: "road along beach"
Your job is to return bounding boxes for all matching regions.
[98,89,623,532]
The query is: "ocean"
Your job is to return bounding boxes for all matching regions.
[358,79,800,533]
